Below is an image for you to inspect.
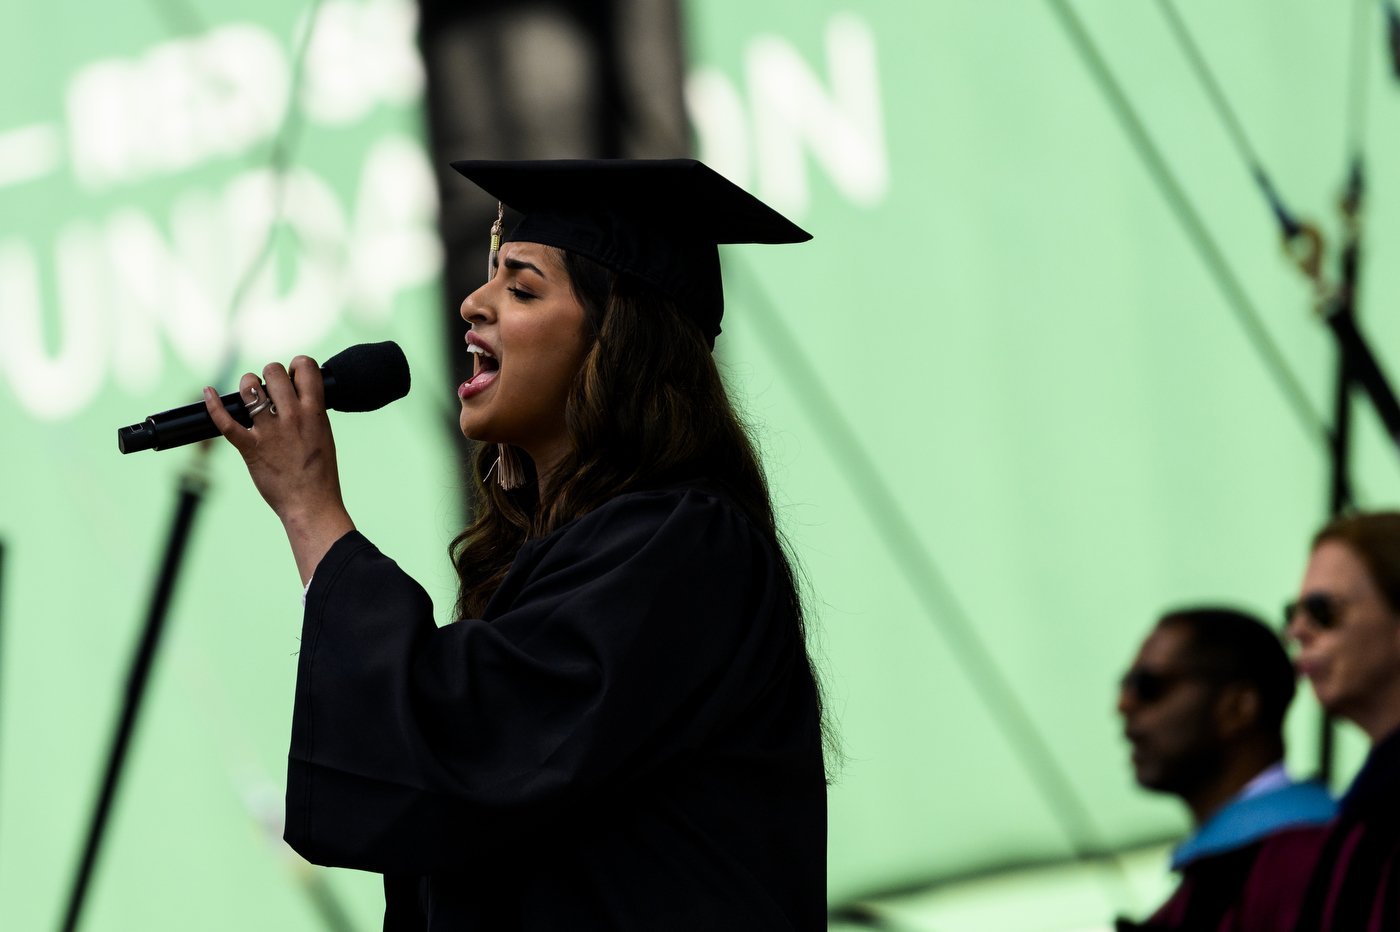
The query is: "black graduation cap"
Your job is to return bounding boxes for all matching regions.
[449,158,812,346]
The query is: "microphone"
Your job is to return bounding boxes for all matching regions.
[117,342,412,454]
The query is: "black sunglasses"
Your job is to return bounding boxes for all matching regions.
[1283,593,1344,631]
[1120,668,1191,703]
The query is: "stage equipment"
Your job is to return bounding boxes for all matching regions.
[59,455,209,932]
[116,342,412,454]
[1147,0,1400,785]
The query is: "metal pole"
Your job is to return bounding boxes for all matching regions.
[1318,167,1366,786]
[57,457,208,932]
[1320,344,1348,786]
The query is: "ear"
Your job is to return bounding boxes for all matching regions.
[1214,684,1262,739]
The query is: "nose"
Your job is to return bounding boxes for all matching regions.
[1284,614,1312,647]
[1116,687,1135,718]
[461,281,496,327]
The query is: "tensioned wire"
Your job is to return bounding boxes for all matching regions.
[143,0,327,392]
[1146,0,1387,515]
[1347,0,1374,164]
[728,0,1334,904]
[84,4,359,932]
[723,258,1131,882]
[1150,0,1310,237]
[756,0,1350,895]
[1044,0,1328,448]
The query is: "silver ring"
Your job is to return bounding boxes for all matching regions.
[246,386,277,418]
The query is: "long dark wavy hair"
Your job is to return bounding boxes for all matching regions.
[450,248,830,767]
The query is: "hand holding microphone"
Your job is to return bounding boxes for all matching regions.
[118,341,411,453]
[118,341,412,585]
[213,356,358,585]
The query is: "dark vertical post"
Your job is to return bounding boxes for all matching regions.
[1318,165,1364,787]
[1320,346,1348,786]
[300,872,361,932]
[57,461,208,932]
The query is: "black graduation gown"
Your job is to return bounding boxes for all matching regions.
[1117,843,1263,932]
[1294,728,1400,931]
[283,483,827,931]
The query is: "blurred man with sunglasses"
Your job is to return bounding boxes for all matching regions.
[1116,608,1334,932]
[1288,512,1400,932]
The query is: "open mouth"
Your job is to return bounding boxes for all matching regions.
[460,341,500,399]
[468,342,500,376]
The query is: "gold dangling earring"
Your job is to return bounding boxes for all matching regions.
[494,444,525,490]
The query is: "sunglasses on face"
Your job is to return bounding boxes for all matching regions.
[1283,593,1345,631]
[1119,668,1190,703]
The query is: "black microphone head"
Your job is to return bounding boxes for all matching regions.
[321,341,411,412]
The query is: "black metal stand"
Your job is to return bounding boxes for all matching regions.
[301,872,361,932]
[57,460,208,932]
[1315,170,1386,787]
[1321,335,1349,787]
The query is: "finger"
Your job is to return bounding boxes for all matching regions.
[204,386,252,452]
[239,372,263,408]
[288,355,325,411]
[239,372,267,425]
[263,362,296,411]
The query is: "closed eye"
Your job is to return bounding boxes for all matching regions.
[508,286,537,302]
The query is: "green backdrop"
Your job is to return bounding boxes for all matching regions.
[1,1,1397,930]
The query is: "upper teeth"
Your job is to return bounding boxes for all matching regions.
[468,344,496,358]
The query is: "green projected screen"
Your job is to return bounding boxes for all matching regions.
[2,1,1399,930]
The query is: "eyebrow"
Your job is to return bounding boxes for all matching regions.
[503,256,546,279]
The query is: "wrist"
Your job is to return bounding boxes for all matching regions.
[278,499,351,535]
[278,503,355,586]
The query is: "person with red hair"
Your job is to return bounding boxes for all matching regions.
[1288,512,1400,931]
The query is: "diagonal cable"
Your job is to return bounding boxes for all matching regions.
[1152,0,1307,238]
[725,253,1109,859]
[212,1,324,390]
[1046,0,1327,447]
[1346,0,1374,163]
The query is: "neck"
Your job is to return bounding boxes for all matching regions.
[1347,679,1400,743]
[525,436,572,497]
[1183,743,1283,826]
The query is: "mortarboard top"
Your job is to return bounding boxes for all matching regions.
[449,158,812,347]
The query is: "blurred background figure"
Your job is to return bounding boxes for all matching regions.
[1116,608,1334,932]
[1289,513,1400,932]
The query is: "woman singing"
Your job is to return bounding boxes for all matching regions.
[203,159,827,931]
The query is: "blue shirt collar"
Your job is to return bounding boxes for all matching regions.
[1171,770,1336,870]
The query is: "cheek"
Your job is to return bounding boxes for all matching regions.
[499,324,587,416]
[1337,626,1400,684]
[511,320,585,380]
[1155,698,1213,748]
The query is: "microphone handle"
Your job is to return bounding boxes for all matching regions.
[117,371,339,454]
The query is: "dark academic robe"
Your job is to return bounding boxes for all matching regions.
[283,483,827,932]
[1116,779,1334,932]
[1117,826,1331,932]
[1293,728,1400,932]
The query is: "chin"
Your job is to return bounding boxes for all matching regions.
[1133,765,1165,792]
[1308,678,1340,713]
[458,409,492,443]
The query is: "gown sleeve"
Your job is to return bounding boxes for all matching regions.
[283,487,782,875]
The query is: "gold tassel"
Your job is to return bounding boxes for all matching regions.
[495,444,526,490]
[487,200,503,282]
